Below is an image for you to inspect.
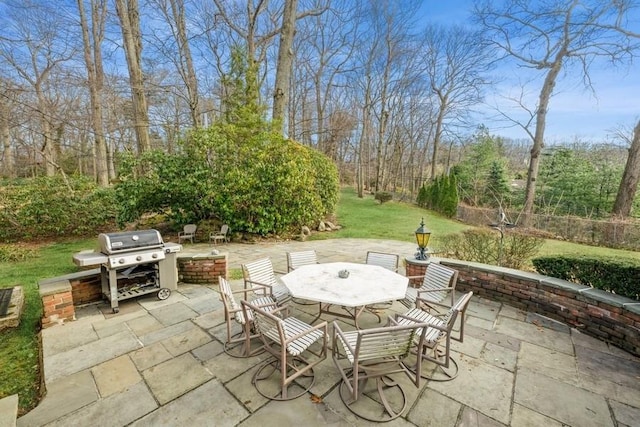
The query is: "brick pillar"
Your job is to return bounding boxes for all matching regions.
[39,280,75,328]
[177,253,228,285]
[404,257,430,287]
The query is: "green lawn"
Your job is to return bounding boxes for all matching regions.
[1,187,638,414]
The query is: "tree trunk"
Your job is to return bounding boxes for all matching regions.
[0,97,14,178]
[115,0,151,153]
[272,0,298,131]
[78,0,109,186]
[522,56,564,226]
[431,93,447,180]
[612,119,640,218]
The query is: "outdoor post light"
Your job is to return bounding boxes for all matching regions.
[415,218,431,260]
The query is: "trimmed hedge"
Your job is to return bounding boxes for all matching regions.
[532,255,640,300]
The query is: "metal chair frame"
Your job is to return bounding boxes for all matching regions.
[241,300,328,401]
[242,258,291,305]
[332,317,429,422]
[401,263,458,311]
[218,277,275,358]
[396,291,473,382]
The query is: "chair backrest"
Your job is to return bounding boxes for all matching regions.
[348,322,427,363]
[219,277,244,323]
[220,224,229,235]
[241,299,282,342]
[286,250,318,271]
[365,251,399,272]
[418,263,458,303]
[183,224,197,235]
[243,258,278,288]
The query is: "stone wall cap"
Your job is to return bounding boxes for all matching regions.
[540,276,588,292]
[178,252,227,260]
[580,288,636,307]
[39,279,71,296]
[623,302,640,314]
[39,268,100,285]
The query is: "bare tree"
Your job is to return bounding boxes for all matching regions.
[77,0,109,186]
[147,0,201,128]
[115,0,151,153]
[0,80,16,178]
[0,1,78,176]
[420,24,491,180]
[475,0,640,225]
[272,0,298,127]
[612,119,640,218]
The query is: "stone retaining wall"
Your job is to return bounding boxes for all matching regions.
[438,258,640,357]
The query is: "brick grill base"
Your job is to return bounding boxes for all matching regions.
[39,253,228,327]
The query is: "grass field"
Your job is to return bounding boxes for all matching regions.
[1,187,638,413]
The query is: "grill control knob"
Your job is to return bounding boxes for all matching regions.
[152,253,158,259]
[118,258,125,264]
[136,255,142,261]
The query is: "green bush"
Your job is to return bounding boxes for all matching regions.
[0,176,117,241]
[440,228,543,269]
[417,174,458,217]
[374,192,392,204]
[532,255,640,300]
[116,129,339,236]
[0,244,37,262]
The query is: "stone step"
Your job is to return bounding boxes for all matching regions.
[0,394,18,427]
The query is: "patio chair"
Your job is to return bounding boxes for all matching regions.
[242,258,291,305]
[364,251,400,310]
[209,224,230,245]
[365,251,399,272]
[241,300,328,400]
[178,224,197,244]
[286,250,319,305]
[395,291,473,381]
[218,277,277,358]
[400,262,458,311]
[286,250,318,271]
[332,317,429,422]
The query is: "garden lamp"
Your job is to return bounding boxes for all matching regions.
[415,218,431,260]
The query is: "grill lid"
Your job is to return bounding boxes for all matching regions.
[98,229,163,254]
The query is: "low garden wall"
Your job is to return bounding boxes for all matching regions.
[438,258,640,357]
[38,253,228,328]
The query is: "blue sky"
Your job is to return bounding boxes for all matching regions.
[418,0,640,142]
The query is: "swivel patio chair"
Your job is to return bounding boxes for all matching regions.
[241,300,328,401]
[178,224,197,244]
[400,262,458,312]
[286,250,318,271]
[286,250,319,305]
[395,291,473,381]
[242,258,291,305]
[218,277,277,358]
[365,251,399,272]
[209,224,230,245]
[332,317,429,422]
[364,251,400,310]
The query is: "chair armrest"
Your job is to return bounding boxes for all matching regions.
[405,275,426,280]
[285,320,328,345]
[331,321,355,356]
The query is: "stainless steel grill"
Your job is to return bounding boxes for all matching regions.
[73,230,182,313]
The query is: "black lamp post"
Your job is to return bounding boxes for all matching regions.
[415,218,431,260]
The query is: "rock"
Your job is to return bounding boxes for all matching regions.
[317,221,326,232]
[301,226,311,236]
[325,221,336,230]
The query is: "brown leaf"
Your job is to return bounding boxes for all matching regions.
[310,394,323,403]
